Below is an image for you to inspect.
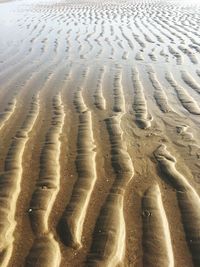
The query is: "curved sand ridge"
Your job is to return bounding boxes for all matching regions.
[147,18,173,43]
[178,45,198,65]
[132,68,152,129]
[168,45,183,65]
[86,114,134,266]
[165,72,200,115]
[143,33,155,44]
[94,67,106,110]
[0,94,40,267]
[26,93,64,266]
[164,22,188,44]
[60,89,97,249]
[119,26,134,50]
[133,34,145,49]
[154,144,200,266]
[181,71,200,94]
[141,19,164,44]
[142,184,174,267]
[147,67,171,113]
[74,87,88,113]
[113,67,125,113]
[73,69,89,113]
[0,98,17,131]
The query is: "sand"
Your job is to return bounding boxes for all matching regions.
[0,0,200,266]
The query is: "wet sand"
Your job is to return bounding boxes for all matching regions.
[0,0,200,266]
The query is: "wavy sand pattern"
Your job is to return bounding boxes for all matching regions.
[1,0,200,266]
[0,94,39,266]
[29,93,65,234]
[60,88,97,249]
[165,72,200,115]
[155,145,200,266]
[26,93,65,266]
[86,114,134,266]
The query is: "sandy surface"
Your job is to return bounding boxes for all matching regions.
[0,0,200,266]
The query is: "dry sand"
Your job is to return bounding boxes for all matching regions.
[0,0,200,266]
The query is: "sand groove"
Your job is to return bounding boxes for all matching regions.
[154,145,200,266]
[165,72,200,115]
[168,45,183,65]
[93,67,106,110]
[29,93,65,234]
[0,94,40,267]
[60,94,97,248]
[132,68,152,129]
[26,94,64,266]
[142,184,174,267]
[113,67,125,113]
[86,114,134,266]
[147,67,171,113]
[74,87,88,113]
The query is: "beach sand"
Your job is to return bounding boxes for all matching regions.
[0,0,200,266]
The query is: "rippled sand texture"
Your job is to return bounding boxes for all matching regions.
[0,0,200,266]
